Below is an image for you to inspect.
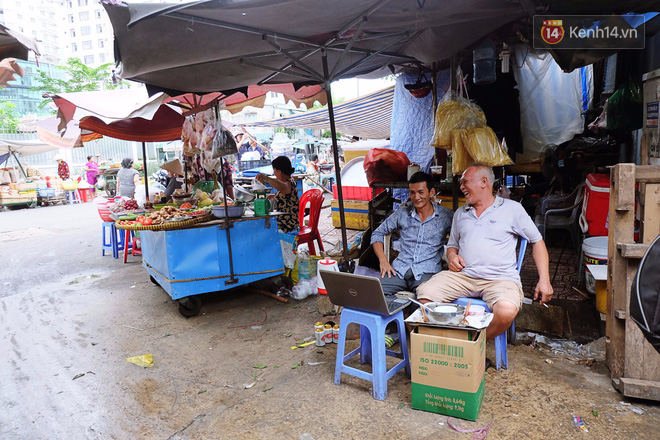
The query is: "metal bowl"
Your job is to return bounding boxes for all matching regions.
[233,185,255,203]
[424,302,465,325]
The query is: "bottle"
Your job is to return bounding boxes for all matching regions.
[446,154,453,182]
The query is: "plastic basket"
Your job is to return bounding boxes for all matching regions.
[38,188,56,197]
[62,181,79,191]
[97,204,114,222]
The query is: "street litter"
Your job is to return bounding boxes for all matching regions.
[126,354,154,368]
[291,341,315,349]
[447,417,491,440]
[243,382,256,389]
[572,415,588,432]
[307,361,326,366]
[72,373,85,380]
[630,406,645,415]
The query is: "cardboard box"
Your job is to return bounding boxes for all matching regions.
[410,326,486,421]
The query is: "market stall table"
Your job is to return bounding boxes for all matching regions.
[131,212,285,316]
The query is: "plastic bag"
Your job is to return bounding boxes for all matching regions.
[212,125,238,159]
[290,277,317,301]
[363,148,410,186]
[450,129,474,176]
[279,232,298,269]
[607,80,643,131]
[431,97,487,148]
[251,177,268,192]
[464,127,513,167]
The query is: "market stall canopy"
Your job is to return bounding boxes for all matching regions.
[165,84,326,116]
[0,23,40,60]
[246,85,394,139]
[35,116,101,149]
[0,138,62,157]
[50,88,184,142]
[103,0,526,94]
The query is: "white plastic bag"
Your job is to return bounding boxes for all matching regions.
[251,177,267,192]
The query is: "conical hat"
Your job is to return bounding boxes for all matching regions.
[160,158,183,175]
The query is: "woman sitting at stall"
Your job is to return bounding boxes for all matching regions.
[116,157,140,198]
[256,156,299,233]
[160,158,184,202]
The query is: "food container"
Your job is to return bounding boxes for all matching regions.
[430,165,443,175]
[424,302,466,325]
[212,205,245,218]
[172,194,194,205]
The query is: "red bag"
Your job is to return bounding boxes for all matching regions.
[363,148,410,186]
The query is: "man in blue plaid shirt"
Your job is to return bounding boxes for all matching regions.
[371,172,453,299]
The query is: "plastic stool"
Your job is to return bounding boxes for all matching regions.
[123,230,142,263]
[65,189,81,204]
[101,222,126,259]
[334,308,410,400]
[452,298,509,370]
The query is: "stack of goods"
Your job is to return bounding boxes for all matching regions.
[0,181,38,205]
[431,97,513,175]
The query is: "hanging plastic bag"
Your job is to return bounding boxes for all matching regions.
[363,148,410,186]
[607,79,643,131]
[431,96,487,148]
[464,127,513,167]
[212,125,238,158]
[450,129,474,176]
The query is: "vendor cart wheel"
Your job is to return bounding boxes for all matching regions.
[106,182,116,197]
[149,275,159,285]
[178,296,202,317]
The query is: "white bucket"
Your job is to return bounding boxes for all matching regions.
[317,258,339,295]
[583,236,608,294]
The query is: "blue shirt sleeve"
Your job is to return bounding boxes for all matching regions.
[370,207,402,245]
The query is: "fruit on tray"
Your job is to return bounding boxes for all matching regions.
[180,202,193,209]
[124,199,139,210]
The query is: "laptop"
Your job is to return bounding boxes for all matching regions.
[319,271,410,316]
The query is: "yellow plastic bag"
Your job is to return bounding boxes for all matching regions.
[126,354,154,368]
[450,129,474,176]
[464,127,513,167]
[431,99,487,148]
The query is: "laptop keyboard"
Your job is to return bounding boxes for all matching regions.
[387,297,410,312]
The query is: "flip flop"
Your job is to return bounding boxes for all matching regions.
[385,333,400,348]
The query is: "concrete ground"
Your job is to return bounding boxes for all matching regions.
[1,201,659,439]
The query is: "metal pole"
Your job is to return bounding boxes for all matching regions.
[450,56,460,211]
[321,48,349,262]
[141,141,149,201]
[219,159,237,285]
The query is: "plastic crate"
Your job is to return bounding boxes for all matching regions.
[38,188,56,197]
[238,159,271,172]
[332,184,383,201]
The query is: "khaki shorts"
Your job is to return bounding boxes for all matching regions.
[416,271,523,311]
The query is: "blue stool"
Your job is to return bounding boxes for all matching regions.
[65,189,81,204]
[101,221,126,259]
[334,308,410,400]
[451,238,528,370]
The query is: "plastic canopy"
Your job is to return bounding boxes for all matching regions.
[246,86,394,139]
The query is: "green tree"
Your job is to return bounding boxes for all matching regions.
[0,101,20,132]
[30,57,117,109]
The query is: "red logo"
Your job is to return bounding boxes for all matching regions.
[541,20,564,44]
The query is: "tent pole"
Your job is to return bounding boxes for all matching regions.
[141,141,149,200]
[11,151,28,179]
[321,49,349,263]
[450,55,460,211]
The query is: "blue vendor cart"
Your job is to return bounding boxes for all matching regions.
[141,213,285,316]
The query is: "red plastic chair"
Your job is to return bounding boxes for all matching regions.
[297,188,325,255]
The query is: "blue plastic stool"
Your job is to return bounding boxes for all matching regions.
[334,308,410,400]
[65,189,81,204]
[101,221,126,259]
